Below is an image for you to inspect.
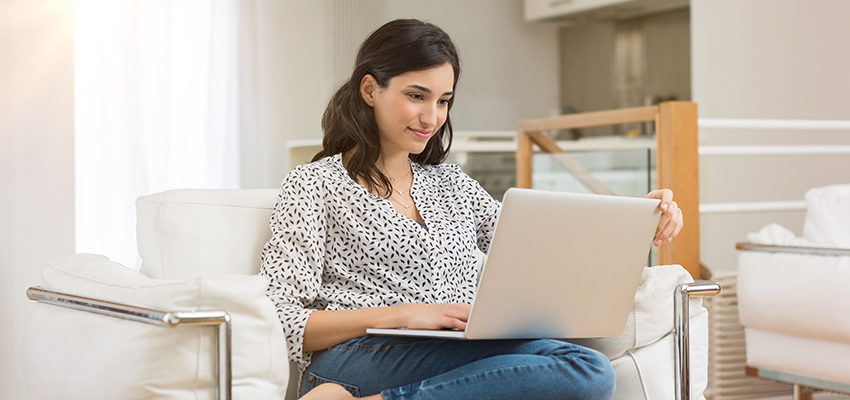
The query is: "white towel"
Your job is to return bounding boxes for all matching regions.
[747,223,822,247]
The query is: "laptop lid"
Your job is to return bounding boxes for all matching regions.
[464,188,661,339]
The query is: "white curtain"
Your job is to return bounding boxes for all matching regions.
[75,0,240,268]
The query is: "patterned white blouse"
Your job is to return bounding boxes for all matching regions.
[259,153,501,371]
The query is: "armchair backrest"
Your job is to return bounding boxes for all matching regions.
[136,189,279,279]
[803,183,850,248]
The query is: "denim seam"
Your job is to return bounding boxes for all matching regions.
[334,341,427,352]
[302,372,362,397]
[387,361,571,399]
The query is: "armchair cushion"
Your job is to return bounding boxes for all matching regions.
[136,189,278,279]
[738,250,850,345]
[22,254,289,400]
[609,314,709,400]
[745,329,850,386]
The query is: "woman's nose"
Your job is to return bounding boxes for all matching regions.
[419,103,437,128]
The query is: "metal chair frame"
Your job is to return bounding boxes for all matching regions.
[27,279,718,400]
[26,287,233,400]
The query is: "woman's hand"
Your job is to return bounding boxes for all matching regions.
[646,188,684,247]
[303,303,471,352]
[393,303,471,331]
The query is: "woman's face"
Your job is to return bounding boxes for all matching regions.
[367,63,455,157]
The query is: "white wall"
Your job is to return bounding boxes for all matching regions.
[692,0,850,271]
[380,0,561,131]
[240,0,561,188]
[325,0,561,131]
[238,1,337,188]
[0,0,75,398]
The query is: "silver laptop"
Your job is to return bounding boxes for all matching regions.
[366,188,661,340]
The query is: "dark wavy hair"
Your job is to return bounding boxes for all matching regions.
[312,19,461,196]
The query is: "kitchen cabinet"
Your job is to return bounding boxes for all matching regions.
[525,0,688,22]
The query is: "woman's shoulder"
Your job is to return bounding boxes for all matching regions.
[417,162,478,191]
[291,153,339,173]
[417,162,467,179]
[281,153,345,188]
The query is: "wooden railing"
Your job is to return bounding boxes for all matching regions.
[516,101,701,279]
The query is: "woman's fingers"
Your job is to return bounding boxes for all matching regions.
[449,317,467,331]
[657,219,676,244]
[654,208,673,244]
[669,205,683,238]
[434,305,470,330]
[673,207,684,237]
[655,203,684,246]
[441,304,471,330]
[646,188,673,211]
[649,193,684,246]
[449,303,472,321]
[400,303,472,330]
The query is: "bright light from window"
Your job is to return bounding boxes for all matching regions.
[74,0,240,268]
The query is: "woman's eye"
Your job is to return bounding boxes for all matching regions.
[408,93,424,100]
[439,99,451,106]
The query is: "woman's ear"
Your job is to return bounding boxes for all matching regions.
[359,74,378,107]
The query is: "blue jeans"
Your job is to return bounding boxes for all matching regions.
[300,335,616,399]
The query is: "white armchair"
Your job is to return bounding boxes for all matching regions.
[736,184,850,399]
[22,189,718,400]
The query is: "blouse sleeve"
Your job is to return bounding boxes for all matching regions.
[452,165,501,254]
[259,167,326,371]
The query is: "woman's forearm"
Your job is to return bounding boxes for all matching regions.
[302,303,471,353]
[302,306,405,353]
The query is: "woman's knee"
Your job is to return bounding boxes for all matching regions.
[579,348,616,399]
[545,343,615,399]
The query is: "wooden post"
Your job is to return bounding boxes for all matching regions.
[516,130,535,188]
[656,102,700,278]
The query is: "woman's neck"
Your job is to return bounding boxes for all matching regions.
[377,151,412,180]
[340,148,411,180]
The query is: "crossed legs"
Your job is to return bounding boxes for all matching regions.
[299,336,615,400]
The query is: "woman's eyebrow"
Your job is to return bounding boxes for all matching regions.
[407,84,453,97]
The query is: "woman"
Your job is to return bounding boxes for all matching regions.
[260,19,683,400]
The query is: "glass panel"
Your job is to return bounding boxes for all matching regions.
[532,148,652,197]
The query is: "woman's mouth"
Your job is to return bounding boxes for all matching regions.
[408,128,432,139]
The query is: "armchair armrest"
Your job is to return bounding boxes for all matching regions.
[736,242,850,256]
[26,286,233,400]
[675,280,721,400]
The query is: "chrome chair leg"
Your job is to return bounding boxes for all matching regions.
[674,280,722,400]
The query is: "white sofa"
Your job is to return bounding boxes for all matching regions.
[22,189,717,400]
[737,184,850,398]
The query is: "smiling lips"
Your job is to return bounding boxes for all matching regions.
[408,127,432,139]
